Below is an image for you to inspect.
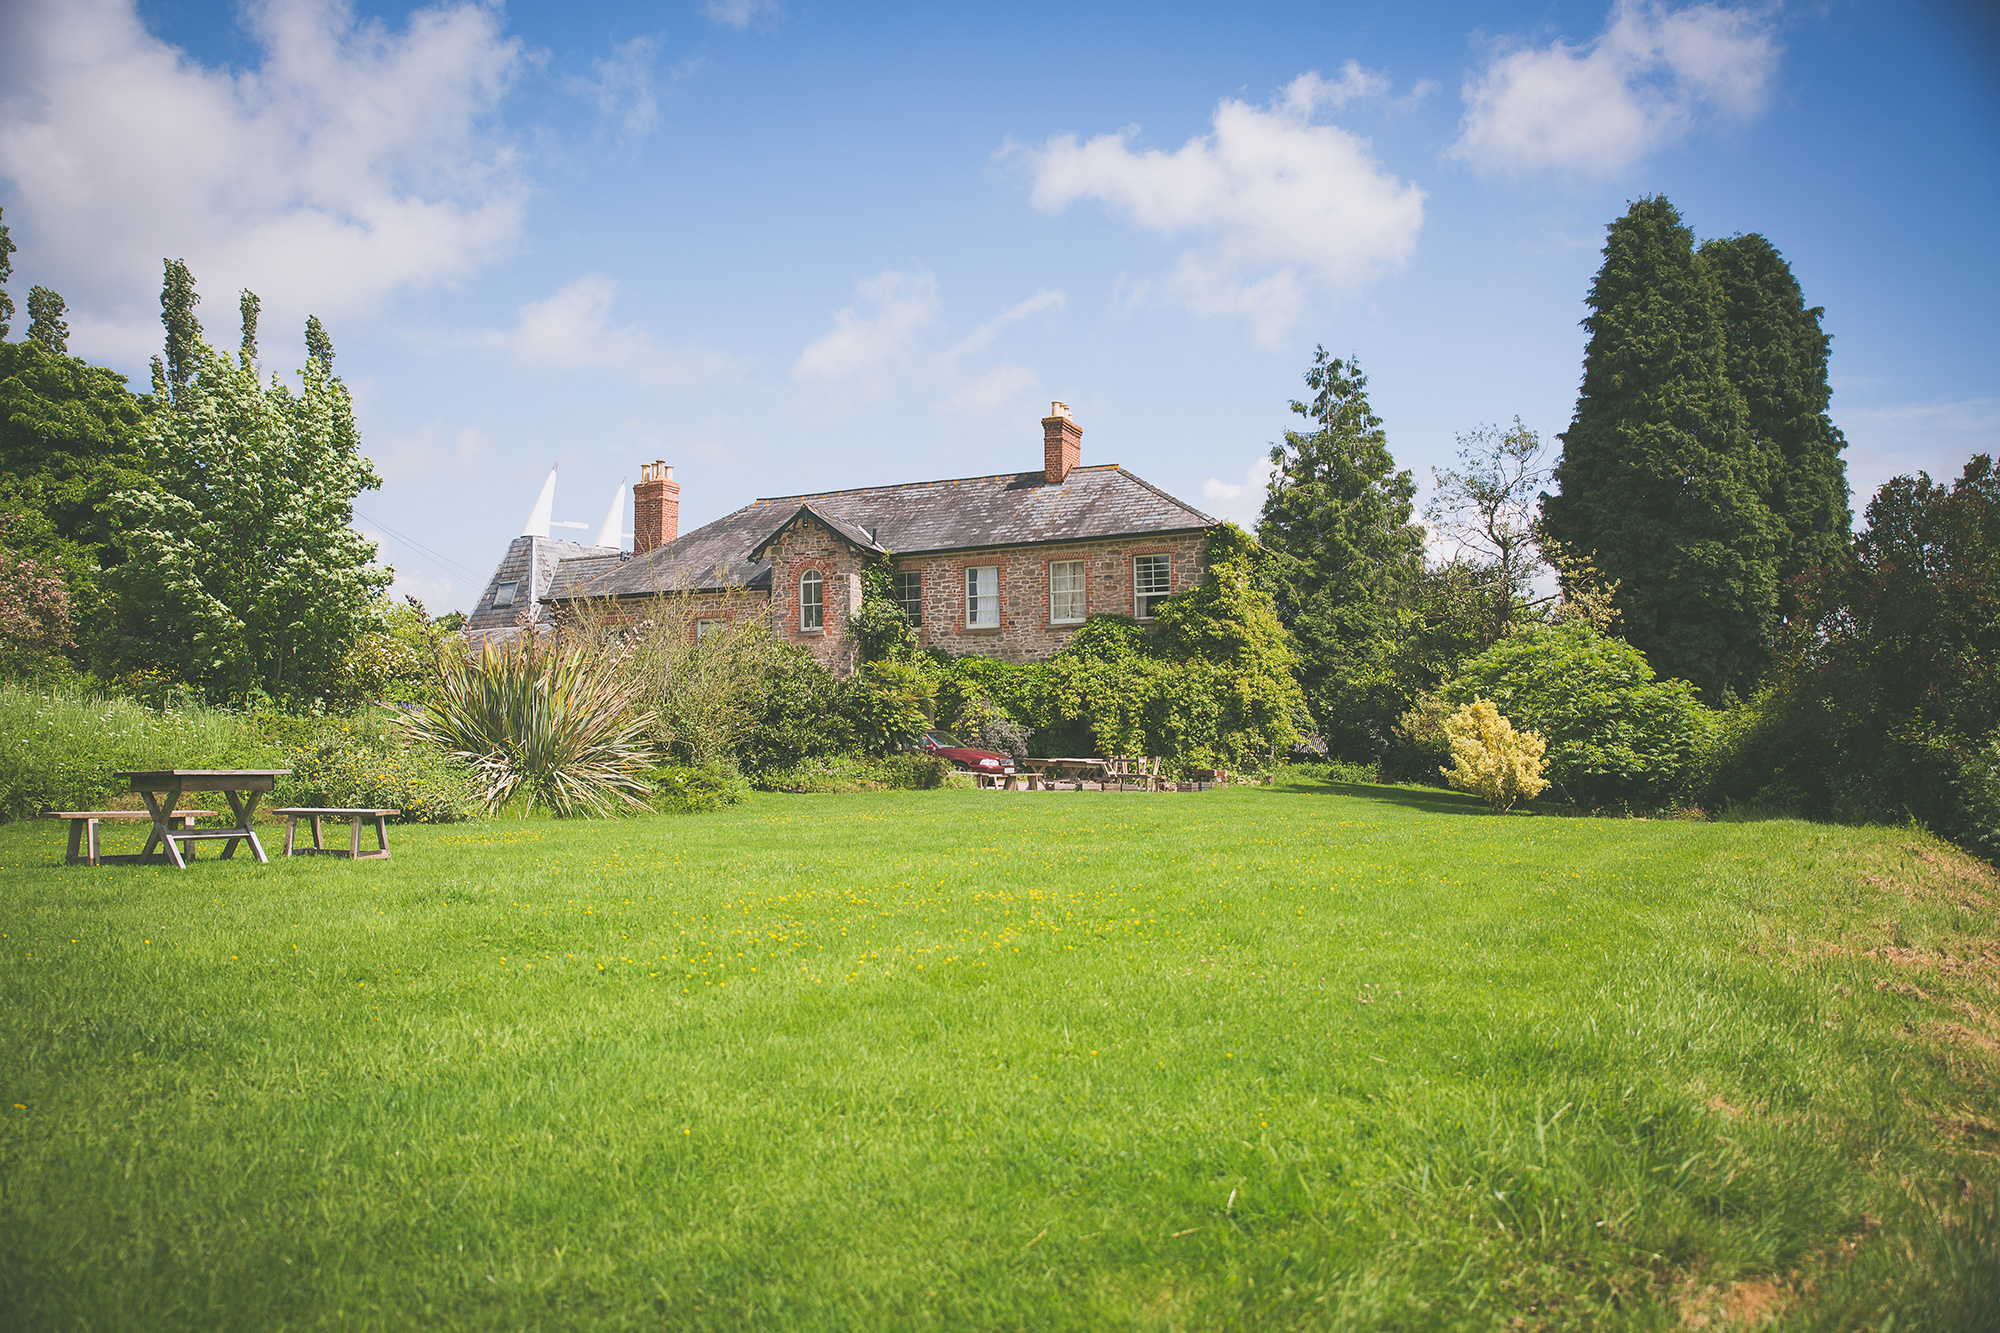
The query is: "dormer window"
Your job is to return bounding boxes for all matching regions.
[493,580,519,609]
[800,569,824,631]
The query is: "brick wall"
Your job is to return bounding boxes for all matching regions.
[765,517,864,674]
[896,532,1208,662]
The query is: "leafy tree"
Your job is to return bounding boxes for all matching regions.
[1425,417,1550,645]
[154,258,201,407]
[238,289,261,369]
[1709,455,2000,858]
[1542,196,1784,701]
[0,515,74,678]
[25,287,68,356]
[1699,233,1851,603]
[1258,348,1425,758]
[0,336,151,652]
[106,281,390,705]
[1449,619,1713,809]
[0,205,16,338]
[1154,521,1306,762]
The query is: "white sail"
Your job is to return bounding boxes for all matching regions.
[520,466,557,538]
[595,482,628,549]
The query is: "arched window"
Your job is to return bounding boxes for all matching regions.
[800,568,824,631]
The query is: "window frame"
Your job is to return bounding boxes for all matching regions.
[964,565,1000,628]
[800,568,824,632]
[696,618,724,639]
[1133,554,1172,619]
[893,569,923,625]
[1048,559,1085,624]
[492,580,518,609]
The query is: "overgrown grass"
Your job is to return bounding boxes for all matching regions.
[2,782,1995,1329]
[0,681,281,819]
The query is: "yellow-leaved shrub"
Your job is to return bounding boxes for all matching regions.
[1441,698,1550,814]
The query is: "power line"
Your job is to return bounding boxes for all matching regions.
[351,507,483,582]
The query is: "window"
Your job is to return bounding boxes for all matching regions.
[964,565,999,627]
[1134,555,1171,618]
[800,569,824,631]
[893,569,923,625]
[492,580,518,609]
[696,618,723,639]
[1049,559,1085,623]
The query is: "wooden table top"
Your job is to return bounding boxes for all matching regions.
[114,770,292,780]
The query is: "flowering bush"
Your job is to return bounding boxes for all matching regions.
[1441,698,1549,814]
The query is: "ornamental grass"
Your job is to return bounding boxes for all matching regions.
[401,636,659,818]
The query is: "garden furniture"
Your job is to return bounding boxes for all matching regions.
[272,807,400,860]
[47,810,218,867]
[111,770,290,870]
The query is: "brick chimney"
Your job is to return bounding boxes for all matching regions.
[1042,402,1080,484]
[633,460,679,553]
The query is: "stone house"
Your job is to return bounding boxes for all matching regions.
[468,404,1217,671]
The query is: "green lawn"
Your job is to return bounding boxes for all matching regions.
[2,782,1995,1330]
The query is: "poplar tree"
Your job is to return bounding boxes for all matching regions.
[0,207,15,339]
[154,258,201,407]
[1699,232,1851,599]
[25,287,68,355]
[1259,348,1425,757]
[1542,196,1783,701]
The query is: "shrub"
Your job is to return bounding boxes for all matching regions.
[1449,620,1712,809]
[652,763,750,814]
[1280,759,1376,785]
[877,752,951,790]
[402,638,659,818]
[1382,691,1451,784]
[1441,698,1549,813]
[738,643,848,773]
[952,693,1033,764]
[279,715,478,823]
[840,659,935,756]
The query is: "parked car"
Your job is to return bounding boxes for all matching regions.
[919,729,1015,776]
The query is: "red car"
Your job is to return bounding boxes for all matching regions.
[920,729,1016,776]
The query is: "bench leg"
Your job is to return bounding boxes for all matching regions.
[284,816,297,857]
[87,818,102,867]
[349,817,362,859]
[374,816,390,859]
[311,815,324,852]
[66,819,83,866]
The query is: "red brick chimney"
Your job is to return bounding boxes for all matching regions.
[633,460,679,553]
[1042,402,1080,484]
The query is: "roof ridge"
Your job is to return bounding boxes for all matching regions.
[751,463,1123,504]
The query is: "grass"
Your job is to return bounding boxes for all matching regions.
[2,779,1996,1330]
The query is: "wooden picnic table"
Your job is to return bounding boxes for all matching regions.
[1017,757,1119,788]
[111,770,290,870]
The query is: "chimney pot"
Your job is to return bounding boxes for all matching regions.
[1041,403,1081,484]
[633,459,680,553]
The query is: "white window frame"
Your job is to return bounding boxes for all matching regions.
[1134,555,1171,619]
[964,565,999,628]
[800,569,824,632]
[1048,559,1085,624]
[893,569,923,625]
[696,618,723,639]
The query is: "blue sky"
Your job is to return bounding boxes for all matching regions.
[2,0,1995,611]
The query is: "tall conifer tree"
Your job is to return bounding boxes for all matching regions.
[0,206,16,340]
[25,287,68,355]
[1699,232,1851,600]
[1542,196,1783,701]
[1258,348,1425,757]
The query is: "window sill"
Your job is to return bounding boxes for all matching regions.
[798,628,825,636]
[1049,619,1085,627]
[961,625,1002,634]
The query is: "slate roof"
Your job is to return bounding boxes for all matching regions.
[544,463,1215,602]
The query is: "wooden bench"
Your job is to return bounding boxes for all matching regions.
[272,808,400,861]
[48,811,218,867]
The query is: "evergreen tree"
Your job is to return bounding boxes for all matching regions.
[25,287,68,355]
[1542,196,1783,701]
[1699,232,1851,600]
[1258,348,1425,758]
[0,206,15,340]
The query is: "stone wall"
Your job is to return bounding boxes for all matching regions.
[764,516,865,675]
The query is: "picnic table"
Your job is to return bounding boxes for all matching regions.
[1016,757,1121,789]
[111,770,290,870]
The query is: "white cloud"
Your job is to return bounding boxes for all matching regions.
[703,0,779,30]
[488,275,740,386]
[1450,1,1779,177]
[574,34,663,140]
[1834,396,2000,519]
[1010,68,1425,343]
[793,268,1065,417]
[0,0,526,363]
[1202,455,1276,526]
